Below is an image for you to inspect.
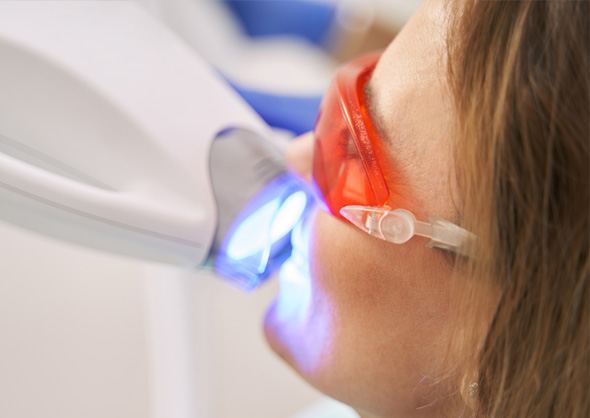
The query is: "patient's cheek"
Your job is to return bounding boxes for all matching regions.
[309,212,396,325]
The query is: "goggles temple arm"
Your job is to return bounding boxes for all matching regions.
[340,206,475,257]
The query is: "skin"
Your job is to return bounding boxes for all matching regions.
[264,1,460,417]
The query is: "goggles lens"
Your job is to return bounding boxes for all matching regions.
[312,52,389,219]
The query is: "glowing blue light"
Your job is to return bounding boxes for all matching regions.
[226,198,280,260]
[215,173,313,291]
[226,190,307,261]
[274,206,314,321]
[270,191,307,241]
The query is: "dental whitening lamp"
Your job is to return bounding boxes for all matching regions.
[0,1,312,290]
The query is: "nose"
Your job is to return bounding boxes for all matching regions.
[286,132,314,182]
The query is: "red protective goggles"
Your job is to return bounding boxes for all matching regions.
[312,51,389,220]
[311,52,476,257]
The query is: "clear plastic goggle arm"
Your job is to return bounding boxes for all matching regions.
[340,206,475,257]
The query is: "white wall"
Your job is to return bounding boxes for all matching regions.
[0,222,150,417]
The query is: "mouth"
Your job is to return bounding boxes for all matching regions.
[281,204,315,280]
[274,204,317,318]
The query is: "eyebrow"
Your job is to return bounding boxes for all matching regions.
[364,78,392,146]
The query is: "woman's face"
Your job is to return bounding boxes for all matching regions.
[264,1,458,416]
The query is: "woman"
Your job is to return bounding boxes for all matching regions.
[264,1,589,417]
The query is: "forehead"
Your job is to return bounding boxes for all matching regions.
[367,0,457,221]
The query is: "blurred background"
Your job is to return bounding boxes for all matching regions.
[0,1,421,417]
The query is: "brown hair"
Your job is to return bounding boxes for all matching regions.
[446,1,589,417]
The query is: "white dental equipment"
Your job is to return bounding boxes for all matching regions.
[0,1,311,290]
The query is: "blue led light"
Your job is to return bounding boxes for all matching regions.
[226,190,307,262]
[270,191,307,242]
[215,174,312,291]
[226,198,281,261]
